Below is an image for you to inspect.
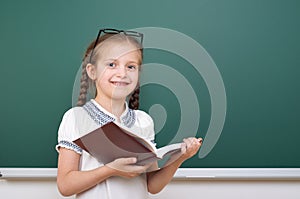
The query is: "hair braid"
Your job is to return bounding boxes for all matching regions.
[77,64,89,106]
[129,86,140,110]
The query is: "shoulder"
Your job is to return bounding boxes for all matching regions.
[57,106,91,140]
[58,107,83,131]
[59,106,94,127]
[134,109,154,127]
[61,106,86,120]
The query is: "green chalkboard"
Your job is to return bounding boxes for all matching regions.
[0,0,299,168]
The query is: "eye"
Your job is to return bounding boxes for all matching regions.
[107,62,116,68]
[127,64,138,71]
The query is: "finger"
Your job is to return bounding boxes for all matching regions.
[191,139,201,150]
[184,138,200,155]
[113,164,144,173]
[183,138,193,148]
[142,163,153,169]
[139,164,152,173]
[192,138,201,147]
[190,140,201,153]
[184,138,198,149]
[120,157,137,164]
[181,143,187,154]
[198,138,203,144]
[130,165,150,173]
[128,172,140,178]
[119,171,139,179]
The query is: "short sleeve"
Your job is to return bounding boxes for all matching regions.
[134,110,156,144]
[55,108,83,154]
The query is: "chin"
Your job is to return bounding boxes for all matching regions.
[111,92,131,101]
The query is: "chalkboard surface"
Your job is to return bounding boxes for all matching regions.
[0,0,299,168]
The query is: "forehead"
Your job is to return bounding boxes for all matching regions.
[98,40,142,61]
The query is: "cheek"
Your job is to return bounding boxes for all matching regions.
[95,67,110,81]
[131,73,140,85]
[132,71,140,82]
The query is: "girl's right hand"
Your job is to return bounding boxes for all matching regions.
[106,157,151,178]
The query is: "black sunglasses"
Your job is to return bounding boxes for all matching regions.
[89,28,144,63]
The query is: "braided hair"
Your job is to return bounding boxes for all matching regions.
[76,38,98,106]
[128,86,140,110]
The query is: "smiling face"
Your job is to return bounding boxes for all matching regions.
[86,38,142,105]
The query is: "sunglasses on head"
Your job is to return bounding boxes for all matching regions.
[89,28,144,63]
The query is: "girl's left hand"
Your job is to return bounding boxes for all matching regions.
[180,137,203,161]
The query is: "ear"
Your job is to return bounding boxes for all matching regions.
[86,63,96,80]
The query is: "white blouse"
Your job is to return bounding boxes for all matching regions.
[56,99,155,199]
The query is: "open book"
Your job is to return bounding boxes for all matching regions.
[73,122,182,166]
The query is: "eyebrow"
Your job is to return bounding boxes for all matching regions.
[103,58,140,64]
[103,58,117,62]
[127,61,140,64]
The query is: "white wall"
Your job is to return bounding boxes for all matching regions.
[1,178,300,199]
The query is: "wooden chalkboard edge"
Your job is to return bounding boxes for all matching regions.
[1,168,300,180]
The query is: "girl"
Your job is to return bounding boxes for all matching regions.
[56,28,202,199]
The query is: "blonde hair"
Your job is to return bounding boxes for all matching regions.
[77,33,143,109]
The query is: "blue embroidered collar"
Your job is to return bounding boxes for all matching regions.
[83,100,136,128]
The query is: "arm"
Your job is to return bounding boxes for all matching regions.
[57,148,114,196]
[146,137,202,194]
[57,148,149,197]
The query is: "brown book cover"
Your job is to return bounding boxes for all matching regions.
[73,122,181,166]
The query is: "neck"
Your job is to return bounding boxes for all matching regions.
[94,95,126,120]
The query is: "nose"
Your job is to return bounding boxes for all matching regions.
[115,65,127,78]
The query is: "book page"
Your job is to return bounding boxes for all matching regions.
[156,143,182,159]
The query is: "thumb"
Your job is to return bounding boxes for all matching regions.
[121,157,137,165]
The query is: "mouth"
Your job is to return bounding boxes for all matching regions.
[110,81,130,86]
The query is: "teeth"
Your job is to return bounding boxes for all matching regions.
[112,82,127,86]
